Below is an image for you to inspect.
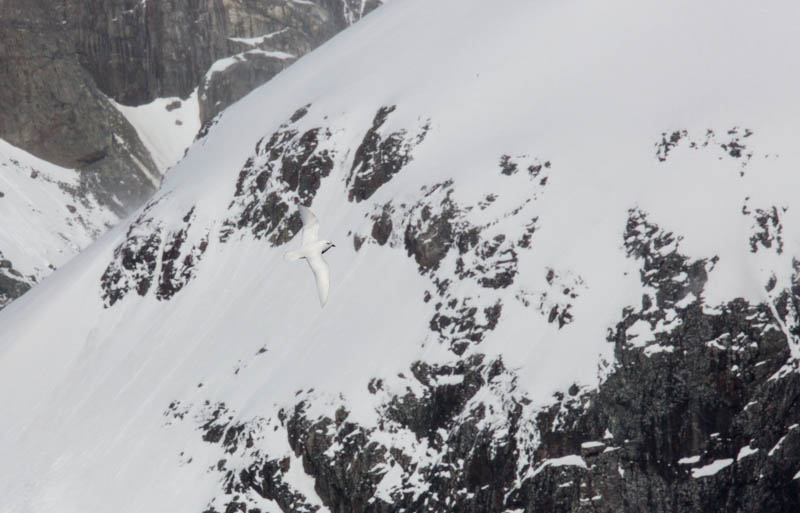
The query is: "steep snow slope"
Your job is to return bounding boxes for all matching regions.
[2,0,800,511]
[0,139,118,309]
[110,93,201,174]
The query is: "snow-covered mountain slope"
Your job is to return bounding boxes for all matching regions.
[2,0,800,511]
[0,139,118,309]
[0,0,383,312]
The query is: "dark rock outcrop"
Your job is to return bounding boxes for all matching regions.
[101,203,209,307]
[655,127,755,176]
[0,255,32,310]
[221,105,336,245]
[348,106,431,202]
[171,205,800,513]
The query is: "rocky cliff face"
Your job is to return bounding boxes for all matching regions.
[63,0,376,124]
[64,0,375,104]
[196,0,381,124]
[0,0,159,213]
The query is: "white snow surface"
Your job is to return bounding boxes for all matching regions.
[692,458,734,478]
[737,445,759,461]
[549,455,588,469]
[0,138,117,281]
[229,28,290,47]
[2,0,800,510]
[205,49,295,79]
[528,454,588,479]
[110,92,201,174]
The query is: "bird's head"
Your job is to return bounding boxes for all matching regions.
[322,240,336,253]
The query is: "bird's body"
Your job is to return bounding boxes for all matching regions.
[284,206,335,306]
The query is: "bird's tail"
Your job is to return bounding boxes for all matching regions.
[284,250,303,262]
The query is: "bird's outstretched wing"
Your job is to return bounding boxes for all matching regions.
[299,206,320,246]
[306,254,330,306]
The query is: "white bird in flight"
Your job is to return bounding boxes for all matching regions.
[284,206,335,306]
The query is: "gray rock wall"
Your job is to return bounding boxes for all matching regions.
[0,0,158,213]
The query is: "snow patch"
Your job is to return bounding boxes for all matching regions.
[737,445,759,460]
[110,92,201,173]
[643,344,675,356]
[229,28,290,47]
[692,458,734,478]
[205,49,295,79]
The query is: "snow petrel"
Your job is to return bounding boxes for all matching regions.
[284,206,335,306]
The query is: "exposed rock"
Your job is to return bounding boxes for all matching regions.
[199,51,295,124]
[101,203,209,306]
[170,207,800,513]
[0,254,32,310]
[156,207,209,301]
[370,204,394,246]
[518,267,585,328]
[746,203,786,254]
[348,106,431,202]
[221,105,336,245]
[402,185,460,271]
[655,127,756,176]
[352,154,553,354]
[100,212,163,307]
